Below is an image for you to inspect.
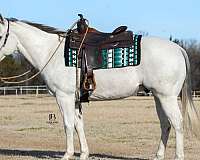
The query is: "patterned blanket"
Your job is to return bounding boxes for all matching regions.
[65,34,142,69]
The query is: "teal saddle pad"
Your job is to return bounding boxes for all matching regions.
[65,34,142,69]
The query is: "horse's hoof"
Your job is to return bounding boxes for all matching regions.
[61,156,75,160]
[153,155,164,160]
[61,153,75,160]
[175,157,184,160]
[80,152,89,160]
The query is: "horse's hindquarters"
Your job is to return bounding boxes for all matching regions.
[141,37,186,96]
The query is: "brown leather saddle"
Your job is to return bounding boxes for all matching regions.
[65,14,134,102]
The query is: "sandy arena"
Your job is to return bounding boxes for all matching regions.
[0,95,199,160]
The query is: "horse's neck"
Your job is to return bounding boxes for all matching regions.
[11,22,60,70]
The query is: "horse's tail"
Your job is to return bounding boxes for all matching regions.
[181,48,200,138]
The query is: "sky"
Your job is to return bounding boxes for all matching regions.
[0,0,200,41]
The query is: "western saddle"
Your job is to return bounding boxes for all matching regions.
[65,14,134,102]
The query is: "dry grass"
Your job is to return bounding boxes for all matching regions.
[0,95,199,160]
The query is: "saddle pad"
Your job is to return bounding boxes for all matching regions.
[64,34,142,69]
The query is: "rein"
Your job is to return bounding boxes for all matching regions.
[0,19,84,84]
[1,39,64,84]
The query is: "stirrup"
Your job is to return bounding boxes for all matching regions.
[83,73,96,91]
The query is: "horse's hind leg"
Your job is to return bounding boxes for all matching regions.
[155,95,184,160]
[154,97,171,160]
[75,103,89,160]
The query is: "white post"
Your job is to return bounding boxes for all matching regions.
[36,86,39,96]
[16,89,18,96]
[3,87,6,96]
[20,87,23,95]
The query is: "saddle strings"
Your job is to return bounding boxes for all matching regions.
[0,20,79,84]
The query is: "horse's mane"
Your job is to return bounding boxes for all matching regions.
[8,18,66,35]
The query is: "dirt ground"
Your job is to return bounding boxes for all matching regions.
[0,95,199,160]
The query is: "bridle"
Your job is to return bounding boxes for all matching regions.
[0,18,10,51]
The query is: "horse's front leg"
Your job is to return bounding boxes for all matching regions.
[75,102,89,160]
[56,93,75,160]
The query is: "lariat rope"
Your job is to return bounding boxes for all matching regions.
[1,39,64,84]
[0,70,31,80]
[0,20,81,84]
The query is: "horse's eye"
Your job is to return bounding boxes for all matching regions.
[0,36,2,39]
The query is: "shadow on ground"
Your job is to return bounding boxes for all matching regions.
[0,148,149,160]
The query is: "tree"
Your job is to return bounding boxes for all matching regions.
[171,36,200,90]
[0,54,45,86]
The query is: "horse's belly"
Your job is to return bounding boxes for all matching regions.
[89,67,141,100]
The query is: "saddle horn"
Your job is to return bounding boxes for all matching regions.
[77,14,88,34]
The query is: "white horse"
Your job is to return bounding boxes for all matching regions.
[0,15,199,160]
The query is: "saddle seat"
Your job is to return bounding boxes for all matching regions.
[69,26,132,50]
[88,25,128,35]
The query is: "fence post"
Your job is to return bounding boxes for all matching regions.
[16,89,18,96]
[3,87,5,96]
[36,86,39,96]
[20,87,22,95]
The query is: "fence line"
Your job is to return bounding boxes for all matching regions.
[0,85,48,96]
[137,90,200,98]
[0,85,200,98]
[192,91,200,98]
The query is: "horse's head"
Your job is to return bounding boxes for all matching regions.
[0,14,19,61]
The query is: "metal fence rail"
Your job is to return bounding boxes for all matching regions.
[192,91,200,97]
[0,85,200,98]
[0,85,48,96]
[137,90,200,98]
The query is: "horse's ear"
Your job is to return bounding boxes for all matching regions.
[0,14,5,24]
